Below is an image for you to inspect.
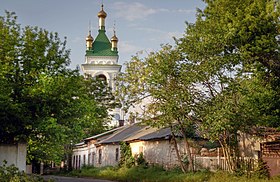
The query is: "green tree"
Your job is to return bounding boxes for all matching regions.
[117,45,202,172]
[0,11,113,165]
[117,0,280,173]
[177,0,280,171]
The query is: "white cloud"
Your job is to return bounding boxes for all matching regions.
[113,2,156,21]
[177,9,196,14]
[112,2,196,22]
[157,8,195,14]
[119,41,143,54]
[134,27,164,34]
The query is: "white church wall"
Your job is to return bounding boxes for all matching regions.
[124,96,153,124]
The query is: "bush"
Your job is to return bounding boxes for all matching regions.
[135,152,148,167]
[0,160,44,182]
[69,165,211,182]
[252,159,270,179]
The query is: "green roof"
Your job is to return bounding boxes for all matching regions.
[86,29,118,57]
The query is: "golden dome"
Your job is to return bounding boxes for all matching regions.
[86,31,93,41]
[98,4,107,18]
[111,34,118,42]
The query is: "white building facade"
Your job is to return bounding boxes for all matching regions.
[81,4,123,126]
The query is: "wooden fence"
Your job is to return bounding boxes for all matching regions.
[193,155,257,172]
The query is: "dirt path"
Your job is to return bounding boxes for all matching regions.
[42,175,116,182]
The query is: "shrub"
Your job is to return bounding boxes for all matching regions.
[135,152,148,167]
[252,159,270,179]
[0,160,44,182]
[119,142,135,168]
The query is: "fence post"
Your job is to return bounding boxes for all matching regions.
[217,148,220,168]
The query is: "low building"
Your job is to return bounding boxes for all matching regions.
[0,143,27,172]
[72,123,206,169]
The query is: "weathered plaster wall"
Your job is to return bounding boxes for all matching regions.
[72,145,88,169]
[95,144,120,167]
[238,132,262,159]
[130,140,183,169]
[0,143,27,172]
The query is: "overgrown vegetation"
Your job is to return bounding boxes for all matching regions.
[69,165,280,182]
[0,161,45,182]
[70,165,210,182]
[119,142,135,168]
[116,0,280,174]
[119,142,148,168]
[0,11,116,167]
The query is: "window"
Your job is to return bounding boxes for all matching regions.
[92,152,95,166]
[88,153,91,165]
[83,154,86,166]
[115,148,119,161]
[98,149,102,164]
[78,155,81,169]
[97,74,107,82]
[73,156,76,169]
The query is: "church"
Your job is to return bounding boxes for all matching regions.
[81,4,123,127]
[71,4,176,169]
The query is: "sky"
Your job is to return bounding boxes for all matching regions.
[1,0,206,71]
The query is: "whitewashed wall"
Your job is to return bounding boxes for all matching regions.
[72,144,89,169]
[130,140,184,169]
[0,143,27,172]
[95,144,120,167]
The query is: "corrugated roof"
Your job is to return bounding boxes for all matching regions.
[138,127,174,141]
[98,123,146,144]
[124,126,158,142]
[78,123,203,146]
[84,126,124,141]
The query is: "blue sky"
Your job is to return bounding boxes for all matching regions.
[1,0,205,70]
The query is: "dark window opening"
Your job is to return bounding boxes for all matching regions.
[97,74,107,82]
[98,149,102,164]
[115,148,119,161]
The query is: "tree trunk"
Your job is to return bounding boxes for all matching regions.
[171,127,187,173]
[177,119,194,172]
[219,136,235,172]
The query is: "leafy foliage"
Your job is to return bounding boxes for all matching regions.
[0,11,115,163]
[177,0,280,171]
[119,142,135,168]
[117,0,280,174]
[0,161,45,182]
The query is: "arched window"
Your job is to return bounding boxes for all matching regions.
[97,74,107,82]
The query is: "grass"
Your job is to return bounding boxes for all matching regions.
[68,165,280,182]
[69,165,210,182]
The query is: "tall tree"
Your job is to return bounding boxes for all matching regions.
[118,0,280,173]
[0,11,114,164]
[177,0,280,171]
[117,45,202,172]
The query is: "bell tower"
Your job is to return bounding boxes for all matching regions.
[81,4,122,126]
